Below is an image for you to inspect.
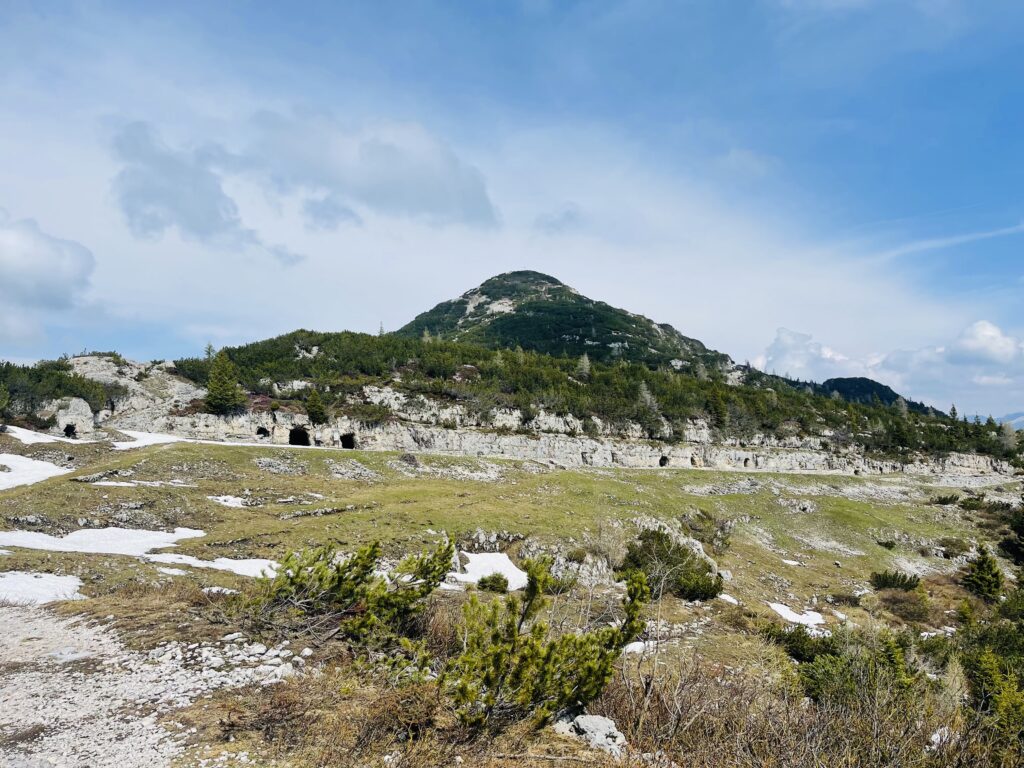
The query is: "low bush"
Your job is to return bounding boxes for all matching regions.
[618,529,722,601]
[565,547,588,564]
[870,570,920,591]
[443,560,649,728]
[878,587,931,624]
[476,573,508,593]
[961,547,1004,603]
[761,624,841,663]
[248,540,454,641]
[937,536,971,559]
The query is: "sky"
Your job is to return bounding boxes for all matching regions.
[1,0,1024,417]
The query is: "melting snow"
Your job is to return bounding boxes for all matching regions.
[112,431,185,450]
[147,553,277,578]
[0,454,72,491]
[623,640,659,655]
[0,526,278,577]
[450,551,528,591]
[718,593,739,605]
[3,425,99,445]
[0,572,83,604]
[0,527,205,556]
[157,567,187,576]
[202,586,239,595]
[207,495,248,508]
[768,603,825,627]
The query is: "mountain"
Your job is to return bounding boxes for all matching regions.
[1000,412,1024,429]
[818,377,935,416]
[394,270,732,371]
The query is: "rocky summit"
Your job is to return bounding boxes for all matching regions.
[396,270,733,371]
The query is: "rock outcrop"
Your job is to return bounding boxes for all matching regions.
[60,355,1015,480]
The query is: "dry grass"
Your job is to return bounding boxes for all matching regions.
[591,648,1017,768]
[209,666,613,768]
[55,578,237,647]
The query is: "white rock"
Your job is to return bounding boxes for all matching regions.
[553,714,627,757]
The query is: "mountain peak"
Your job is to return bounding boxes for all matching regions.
[395,271,732,370]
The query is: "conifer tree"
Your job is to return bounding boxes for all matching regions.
[204,351,247,415]
[962,547,1004,602]
[305,389,328,425]
[575,353,591,380]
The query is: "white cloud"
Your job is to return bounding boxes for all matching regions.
[948,320,1022,365]
[240,111,498,228]
[758,328,863,381]
[534,202,583,235]
[110,122,303,266]
[757,320,1024,414]
[0,210,95,343]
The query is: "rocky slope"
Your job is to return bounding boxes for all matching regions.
[40,357,1012,480]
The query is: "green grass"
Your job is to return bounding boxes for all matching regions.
[1,438,1017,641]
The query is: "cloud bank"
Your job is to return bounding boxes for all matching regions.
[758,320,1024,414]
[0,210,94,343]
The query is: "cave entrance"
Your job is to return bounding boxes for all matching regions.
[288,427,311,446]
[340,433,356,450]
[256,426,270,439]
[690,456,699,467]
[63,424,77,439]
[743,457,751,468]
[659,456,669,467]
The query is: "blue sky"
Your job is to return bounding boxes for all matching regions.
[1,0,1023,416]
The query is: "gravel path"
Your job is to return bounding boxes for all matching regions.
[0,607,300,768]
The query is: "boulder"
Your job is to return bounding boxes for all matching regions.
[553,713,627,757]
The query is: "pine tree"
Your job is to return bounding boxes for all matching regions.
[950,404,958,421]
[575,353,591,380]
[0,383,9,421]
[204,351,247,415]
[204,342,215,361]
[1000,422,1019,452]
[962,547,1004,602]
[305,389,328,425]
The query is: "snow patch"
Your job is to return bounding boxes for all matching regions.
[0,526,278,577]
[0,453,72,490]
[450,551,528,591]
[148,553,277,578]
[207,495,248,508]
[0,571,83,604]
[768,602,825,627]
[0,526,205,556]
[718,593,739,605]
[112,430,185,450]
[623,640,659,655]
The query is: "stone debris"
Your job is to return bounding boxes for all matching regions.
[326,458,382,482]
[253,456,307,476]
[0,606,311,768]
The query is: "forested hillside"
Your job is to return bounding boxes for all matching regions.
[173,329,1023,464]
